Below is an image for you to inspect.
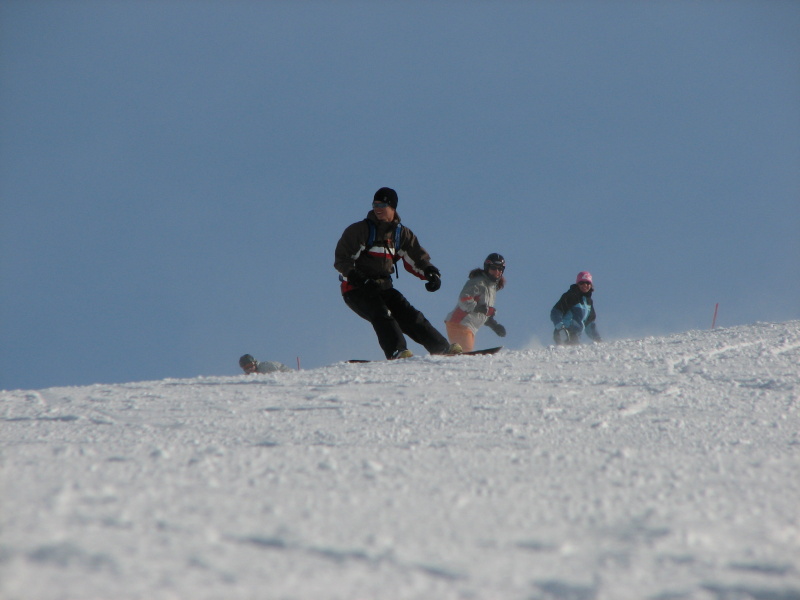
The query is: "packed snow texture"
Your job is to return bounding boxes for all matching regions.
[1,321,799,600]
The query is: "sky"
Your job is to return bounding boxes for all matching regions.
[2,321,799,598]
[1,1,799,391]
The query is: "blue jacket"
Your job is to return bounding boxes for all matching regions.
[550,284,601,341]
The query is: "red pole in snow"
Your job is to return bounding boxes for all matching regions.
[711,303,719,329]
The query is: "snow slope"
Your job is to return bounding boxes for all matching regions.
[1,321,799,600]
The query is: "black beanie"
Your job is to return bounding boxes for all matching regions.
[374,187,398,209]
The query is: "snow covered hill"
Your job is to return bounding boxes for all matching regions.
[1,321,799,600]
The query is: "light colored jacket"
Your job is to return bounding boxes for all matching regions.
[445,271,498,334]
[256,360,293,374]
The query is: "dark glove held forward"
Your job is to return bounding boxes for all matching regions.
[424,266,441,292]
[425,276,441,292]
[486,317,506,337]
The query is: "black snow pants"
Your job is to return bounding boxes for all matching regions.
[343,287,450,359]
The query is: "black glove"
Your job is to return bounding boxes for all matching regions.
[486,317,506,337]
[475,306,497,317]
[424,266,441,292]
[346,269,367,287]
[347,269,379,291]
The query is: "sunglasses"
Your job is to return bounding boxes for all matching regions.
[372,201,390,208]
[578,281,592,285]
[487,265,505,272]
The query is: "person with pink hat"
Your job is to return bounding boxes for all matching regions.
[550,271,602,345]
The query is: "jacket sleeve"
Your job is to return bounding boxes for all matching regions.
[585,303,600,340]
[396,226,433,279]
[553,290,578,314]
[456,278,486,314]
[586,302,597,325]
[551,291,573,325]
[334,221,368,276]
[446,278,492,329]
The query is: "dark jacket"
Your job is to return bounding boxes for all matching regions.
[550,284,601,341]
[334,211,434,294]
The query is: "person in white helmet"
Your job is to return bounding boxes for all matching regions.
[550,271,602,345]
[239,354,292,374]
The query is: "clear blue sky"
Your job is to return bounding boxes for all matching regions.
[2,1,798,391]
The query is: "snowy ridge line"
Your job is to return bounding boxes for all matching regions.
[1,320,799,600]
[770,340,800,356]
[231,533,466,582]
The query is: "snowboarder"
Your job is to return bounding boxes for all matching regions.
[444,253,508,352]
[334,187,462,360]
[550,271,602,345]
[239,354,293,374]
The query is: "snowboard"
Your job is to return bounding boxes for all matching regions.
[347,346,502,363]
